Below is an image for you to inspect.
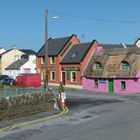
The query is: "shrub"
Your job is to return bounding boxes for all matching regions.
[0,84,4,88]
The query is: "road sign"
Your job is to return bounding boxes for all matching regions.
[61,92,66,100]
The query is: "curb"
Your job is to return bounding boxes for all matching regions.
[0,106,69,132]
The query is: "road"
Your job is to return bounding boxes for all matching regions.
[1,88,140,140]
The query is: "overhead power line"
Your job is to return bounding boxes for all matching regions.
[50,11,140,24]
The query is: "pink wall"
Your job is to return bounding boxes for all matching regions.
[114,78,140,94]
[83,77,140,94]
[83,77,108,93]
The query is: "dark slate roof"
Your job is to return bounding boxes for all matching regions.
[100,44,135,49]
[5,59,28,70]
[20,49,36,55]
[134,38,140,46]
[37,35,74,56]
[61,41,96,64]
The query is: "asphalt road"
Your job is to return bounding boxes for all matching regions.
[1,88,140,140]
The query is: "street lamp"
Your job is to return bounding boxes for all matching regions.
[52,16,59,19]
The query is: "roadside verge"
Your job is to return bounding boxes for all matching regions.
[0,106,69,132]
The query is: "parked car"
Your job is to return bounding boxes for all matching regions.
[0,75,16,85]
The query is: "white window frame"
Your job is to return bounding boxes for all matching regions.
[50,57,55,64]
[61,71,65,82]
[50,71,56,81]
[37,68,41,74]
[41,57,45,64]
[24,68,31,73]
[71,71,77,82]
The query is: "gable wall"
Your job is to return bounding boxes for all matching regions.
[21,55,36,74]
[135,40,140,47]
[81,41,98,74]
[83,77,140,94]
[1,49,24,74]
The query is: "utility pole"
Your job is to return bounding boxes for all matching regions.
[44,9,48,90]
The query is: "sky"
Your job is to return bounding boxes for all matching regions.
[0,0,140,52]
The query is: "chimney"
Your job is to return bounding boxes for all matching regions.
[12,45,16,50]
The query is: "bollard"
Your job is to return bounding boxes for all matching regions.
[61,99,65,107]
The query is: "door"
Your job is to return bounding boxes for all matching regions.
[108,79,114,93]
[62,72,66,85]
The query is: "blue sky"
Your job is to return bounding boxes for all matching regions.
[0,0,140,52]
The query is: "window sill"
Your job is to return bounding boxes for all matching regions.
[50,80,56,81]
[70,81,77,84]
[92,86,98,88]
[120,89,126,91]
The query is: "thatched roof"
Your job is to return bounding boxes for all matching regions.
[84,48,140,78]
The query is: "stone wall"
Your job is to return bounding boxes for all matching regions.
[0,91,55,121]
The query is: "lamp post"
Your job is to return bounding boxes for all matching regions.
[44,9,48,90]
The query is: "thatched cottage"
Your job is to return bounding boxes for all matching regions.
[83,47,140,94]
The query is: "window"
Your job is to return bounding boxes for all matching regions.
[121,81,126,90]
[37,68,41,74]
[50,57,55,64]
[14,55,20,61]
[94,79,98,88]
[71,72,76,82]
[50,71,56,81]
[41,57,45,64]
[67,71,70,80]
[24,68,31,73]
[70,52,77,58]
[122,62,129,70]
[96,62,102,70]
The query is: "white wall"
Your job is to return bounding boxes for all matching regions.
[2,48,24,74]
[135,39,140,47]
[20,55,36,74]
[5,70,20,79]
[5,55,36,79]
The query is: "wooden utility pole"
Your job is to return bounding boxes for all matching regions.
[44,9,48,90]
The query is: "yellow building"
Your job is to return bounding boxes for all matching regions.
[135,38,140,47]
[0,47,25,74]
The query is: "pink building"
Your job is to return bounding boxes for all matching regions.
[83,47,140,94]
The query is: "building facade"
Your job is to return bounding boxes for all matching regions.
[0,47,25,75]
[83,47,140,94]
[60,40,99,88]
[37,34,100,88]
[5,50,36,79]
[36,35,80,85]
